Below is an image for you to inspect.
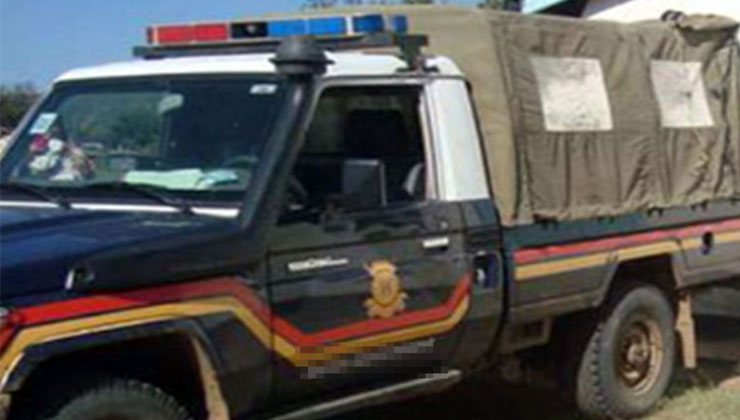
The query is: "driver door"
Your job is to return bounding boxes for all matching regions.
[265,83,471,406]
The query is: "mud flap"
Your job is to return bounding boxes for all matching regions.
[676,292,697,369]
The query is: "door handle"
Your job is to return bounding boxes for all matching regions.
[701,231,714,255]
[422,236,450,251]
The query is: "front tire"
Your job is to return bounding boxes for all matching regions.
[575,285,676,420]
[47,378,191,420]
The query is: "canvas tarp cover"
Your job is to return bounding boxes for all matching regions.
[303,6,740,226]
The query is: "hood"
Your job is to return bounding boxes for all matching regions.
[0,206,236,299]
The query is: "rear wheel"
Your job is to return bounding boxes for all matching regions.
[575,285,676,420]
[24,378,192,420]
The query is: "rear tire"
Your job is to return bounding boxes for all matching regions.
[38,378,192,420]
[575,285,676,420]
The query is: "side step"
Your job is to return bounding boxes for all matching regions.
[269,370,462,420]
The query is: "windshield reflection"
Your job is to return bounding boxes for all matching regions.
[2,76,286,204]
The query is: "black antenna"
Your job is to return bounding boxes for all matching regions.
[394,34,428,71]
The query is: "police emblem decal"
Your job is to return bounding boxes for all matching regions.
[364,261,408,319]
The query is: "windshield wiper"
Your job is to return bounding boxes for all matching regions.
[73,181,194,215]
[0,181,71,209]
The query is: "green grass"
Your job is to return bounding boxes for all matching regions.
[645,387,740,420]
[642,364,740,420]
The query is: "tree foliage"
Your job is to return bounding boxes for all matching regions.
[303,0,510,9]
[303,0,436,8]
[0,83,41,132]
[478,0,506,8]
[303,0,338,8]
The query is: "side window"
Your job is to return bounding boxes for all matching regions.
[281,85,428,223]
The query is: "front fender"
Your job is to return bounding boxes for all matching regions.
[2,318,220,392]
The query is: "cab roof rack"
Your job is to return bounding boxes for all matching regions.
[132,13,429,71]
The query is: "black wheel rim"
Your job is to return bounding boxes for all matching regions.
[614,312,665,395]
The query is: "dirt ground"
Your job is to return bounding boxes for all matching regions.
[332,320,740,420]
[331,362,740,420]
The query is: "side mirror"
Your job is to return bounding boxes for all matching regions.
[340,159,387,212]
[278,158,387,225]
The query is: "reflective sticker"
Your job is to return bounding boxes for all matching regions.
[29,113,58,134]
[250,84,278,95]
[196,169,239,189]
[530,57,613,132]
[157,94,184,115]
[650,60,714,128]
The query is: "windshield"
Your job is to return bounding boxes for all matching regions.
[1,76,286,205]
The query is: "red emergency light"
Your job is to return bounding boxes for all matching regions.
[149,23,230,44]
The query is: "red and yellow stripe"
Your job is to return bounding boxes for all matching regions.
[0,275,472,387]
[514,218,740,281]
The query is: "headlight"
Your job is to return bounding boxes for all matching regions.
[0,306,8,329]
[0,306,22,354]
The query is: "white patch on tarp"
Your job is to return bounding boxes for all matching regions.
[650,60,714,128]
[530,56,614,132]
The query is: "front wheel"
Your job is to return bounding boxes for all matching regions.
[575,285,676,420]
[41,378,192,420]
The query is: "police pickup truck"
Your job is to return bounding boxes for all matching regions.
[1,8,739,420]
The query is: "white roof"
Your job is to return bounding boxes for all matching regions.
[55,52,463,83]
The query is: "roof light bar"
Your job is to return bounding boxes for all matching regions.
[134,31,429,74]
[147,13,409,47]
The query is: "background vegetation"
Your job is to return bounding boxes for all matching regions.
[303,0,506,9]
[0,83,40,133]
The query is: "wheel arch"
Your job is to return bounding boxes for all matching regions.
[591,252,699,369]
[5,319,230,420]
[596,253,680,308]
